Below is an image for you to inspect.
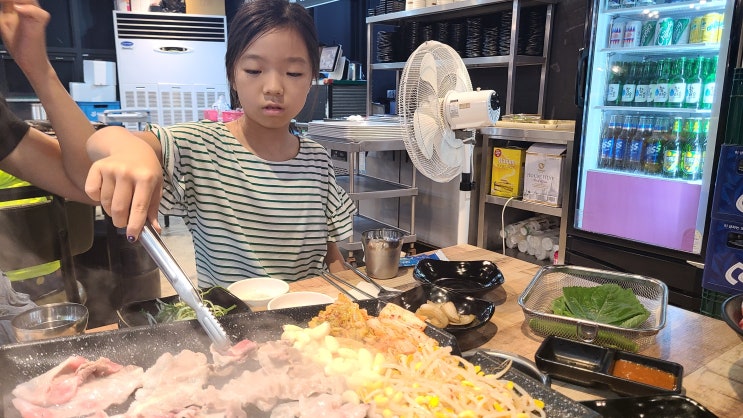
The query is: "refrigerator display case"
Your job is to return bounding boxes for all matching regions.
[566,0,743,310]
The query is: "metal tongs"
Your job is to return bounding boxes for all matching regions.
[139,223,232,352]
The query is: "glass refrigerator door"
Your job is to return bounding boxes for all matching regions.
[575,0,735,254]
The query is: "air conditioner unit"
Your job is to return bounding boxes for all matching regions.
[113,11,229,127]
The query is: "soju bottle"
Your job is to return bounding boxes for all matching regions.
[662,117,683,178]
[599,114,622,168]
[643,117,667,175]
[647,61,658,105]
[680,118,703,180]
[684,57,703,109]
[667,57,687,108]
[614,115,636,170]
[627,116,652,172]
[606,61,625,106]
[621,62,638,106]
[653,59,670,107]
[634,61,650,106]
[701,56,718,110]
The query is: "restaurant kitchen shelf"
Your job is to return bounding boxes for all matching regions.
[477,126,574,264]
[365,0,557,115]
[306,133,417,254]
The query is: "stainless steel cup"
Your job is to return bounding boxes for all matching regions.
[361,229,404,279]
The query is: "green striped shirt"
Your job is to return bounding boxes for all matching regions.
[147,121,355,285]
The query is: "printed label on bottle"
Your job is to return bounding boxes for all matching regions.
[644,143,661,163]
[663,150,680,172]
[685,83,701,104]
[648,83,657,102]
[703,83,715,104]
[635,85,648,103]
[600,138,614,159]
[621,85,636,103]
[682,152,701,174]
[654,84,669,103]
[668,83,686,103]
[606,84,620,102]
[614,139,628,160]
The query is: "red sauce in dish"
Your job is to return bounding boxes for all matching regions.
[610,359,676,390]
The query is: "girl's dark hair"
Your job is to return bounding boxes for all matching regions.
[226,0,319,90]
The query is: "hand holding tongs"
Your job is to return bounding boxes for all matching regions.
[139,223,232,352]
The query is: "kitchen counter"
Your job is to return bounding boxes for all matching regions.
[291,244,743,417]
[94,243,743,416]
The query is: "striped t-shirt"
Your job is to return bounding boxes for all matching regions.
[147,121,355,286]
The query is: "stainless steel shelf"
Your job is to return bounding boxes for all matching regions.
[336,174,418,200]
[484,195,563,217]
[371,55,546,71]
[480,126,574,145]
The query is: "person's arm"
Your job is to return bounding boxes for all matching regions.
[325,241,348,273]
[0,0,93,189]
[0,127,94,202]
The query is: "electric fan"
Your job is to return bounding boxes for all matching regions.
[398,40,501,244]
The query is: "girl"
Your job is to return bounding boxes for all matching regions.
[85,0,356,285]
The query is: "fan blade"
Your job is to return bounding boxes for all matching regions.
[413,109,438,159]
[435,129,463,168]
[419,52,438,93]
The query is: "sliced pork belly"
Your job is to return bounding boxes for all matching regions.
[124,349,211,416]
[11,356,144,418]
[210,339,258,370]
[269,394,369,418]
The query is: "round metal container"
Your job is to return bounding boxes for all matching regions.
[361,228,404,279]
[11,302,88,342]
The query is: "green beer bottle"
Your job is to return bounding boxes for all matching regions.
[662,117,683,178]
[606,61,625,106]
[643,117,667,175]
[684,57,703,109]
[701,56,718,110]
[621,62,638,106]
[699,118,709,176]
[654,59,670,107]
[647,61,658,105]
[667,57,687,108]
[680,118,703,180]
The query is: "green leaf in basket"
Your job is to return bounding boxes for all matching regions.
[553,283,650,328]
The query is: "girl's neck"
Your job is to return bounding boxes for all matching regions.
[227,117,299,161]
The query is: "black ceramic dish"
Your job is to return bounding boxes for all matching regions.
[386,283,495,333]
[412,259,505,296]
[535,335,683,397]
[721,293,743,338]
[580,395,718,418]
[116,286,250,327]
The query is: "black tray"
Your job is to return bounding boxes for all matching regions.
[116,286,251,327]
[386,283,495,333]
[535,336,683,397]
[412,259,505,296]
[580,395,718,417]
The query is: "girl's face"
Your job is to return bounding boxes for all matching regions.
[232,28,313,131]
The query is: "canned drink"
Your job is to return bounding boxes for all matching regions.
[607,0,622,9]
[609,21,625,48]
[640,20,657,46]
[672,18,690,44]
[701,13,723,43]
[689,16,703,43]
[656,17,674,46]
[623,20,643,47]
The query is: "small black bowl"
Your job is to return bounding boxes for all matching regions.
[387,283,495,334]
[117,286,250,327]
[580,395,718,418]
[412,259,505,296]
[721,293,743,338]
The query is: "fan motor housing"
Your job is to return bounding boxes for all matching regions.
[444,90,500,130]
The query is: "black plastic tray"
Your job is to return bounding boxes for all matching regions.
[116,286,251,327]
[412,259,505,296]
[535,335,683,396]
[580,395,718,417]
[386,283,495,333]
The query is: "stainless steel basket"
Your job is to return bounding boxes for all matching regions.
[518,265,668,352]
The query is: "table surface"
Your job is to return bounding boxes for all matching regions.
[98,244,743,417]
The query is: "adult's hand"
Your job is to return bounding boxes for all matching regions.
[0,1,49,73]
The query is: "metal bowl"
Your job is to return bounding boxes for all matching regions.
[11,302,88,342]
[721,293,743,338]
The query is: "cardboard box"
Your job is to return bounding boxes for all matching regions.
[83,61,116,86]
[490,146,526,197]
[523,143,566,207]
[703,217,743,294]
[69,83,117,102]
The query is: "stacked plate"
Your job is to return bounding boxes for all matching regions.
[376,31,397,62]
[435,22,449,44]
[448,21,465,55]
[307,119,404,142]
[518,7,546,56]
[499,11,513,56]
[403,21,421,57]
[465,17,483,58]
[421,24,434,42]
[482,25,500,56]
